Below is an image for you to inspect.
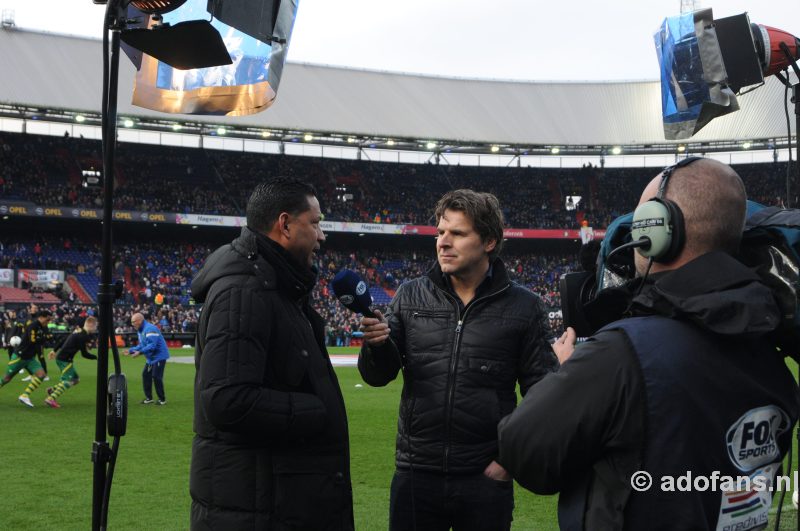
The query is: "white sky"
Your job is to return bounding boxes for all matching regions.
[1,0,798,81]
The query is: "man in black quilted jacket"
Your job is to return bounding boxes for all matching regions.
[359,189,558,531]
[190,177,353,530]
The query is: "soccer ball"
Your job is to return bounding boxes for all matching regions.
[9,336,21,348]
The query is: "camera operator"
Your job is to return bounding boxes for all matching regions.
[497,158,799,530]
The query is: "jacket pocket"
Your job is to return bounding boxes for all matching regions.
[411,310,450,319]
[272,456,348,529]
[271,329,311,388]
[282,347,310,387]
[467,357,512,378]
[406,310,451,353]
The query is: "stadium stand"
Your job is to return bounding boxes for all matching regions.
[0,131,795,342]
[0,234,576,341]
[2,131,795,230]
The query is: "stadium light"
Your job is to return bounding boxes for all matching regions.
[216,127,226,135]
[261,131,271,138]
[426,141,437,150]
[551,147,561,155]
[387,139,395,146]
[611,146,622,155]
[491,145,500,153]
[304,133,313,141]
[742,141,753,149]
[75,115,86,123]
[172,123,182,131]
[677,145,687,152]
[347,137,357,144]
[123,118,134,128]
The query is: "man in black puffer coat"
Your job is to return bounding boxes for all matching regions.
[359,190,558,531]
[190,178,353,530]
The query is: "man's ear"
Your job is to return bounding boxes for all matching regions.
[278,212,291,238]
[484,238,497,254]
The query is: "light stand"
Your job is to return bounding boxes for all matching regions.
[89,1,294,527]
[774,42,800,208]
[93,3,128,531]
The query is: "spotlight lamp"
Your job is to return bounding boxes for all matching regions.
[655,8,799,140]
[655,7,799,208]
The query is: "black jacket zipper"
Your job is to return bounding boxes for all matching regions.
[439,284,510,473]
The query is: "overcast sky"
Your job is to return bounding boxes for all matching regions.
[1,0,798,81]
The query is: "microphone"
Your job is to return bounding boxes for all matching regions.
[331,270,376,318]
[606,238,651,262]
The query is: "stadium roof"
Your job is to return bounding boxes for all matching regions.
[0,28,795,147]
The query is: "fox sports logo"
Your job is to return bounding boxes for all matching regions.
[726,405,791,471]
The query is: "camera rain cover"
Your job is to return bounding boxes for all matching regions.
[654,8,739,140]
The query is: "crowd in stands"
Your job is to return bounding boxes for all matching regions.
[0,234,577,341]
[2,130,797,342]
[0,236,206,333]
[0,133,237,215]
[2,132,796,231]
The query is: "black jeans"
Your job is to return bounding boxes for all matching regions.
[389,468,514,531]
[142,360,166,401]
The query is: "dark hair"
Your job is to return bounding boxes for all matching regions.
[37,310,52,318]
[246,177,317,233]
[434,189,505,259]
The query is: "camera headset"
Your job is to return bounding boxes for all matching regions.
[561,157,701,334]
[607,156,701,267]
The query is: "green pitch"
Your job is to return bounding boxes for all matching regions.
[0,348,796,530]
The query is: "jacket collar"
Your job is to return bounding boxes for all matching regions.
[248,227,318,301]
[427,257,511,298]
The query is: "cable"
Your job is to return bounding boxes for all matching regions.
[606,238,651,262]
[100,325,124,531]
[784,75,793,208]
[100,437,120,531]
[773,415,793,530]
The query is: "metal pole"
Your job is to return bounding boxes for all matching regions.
[92,3,121,529]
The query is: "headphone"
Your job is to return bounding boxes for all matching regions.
[629,156,701,263]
